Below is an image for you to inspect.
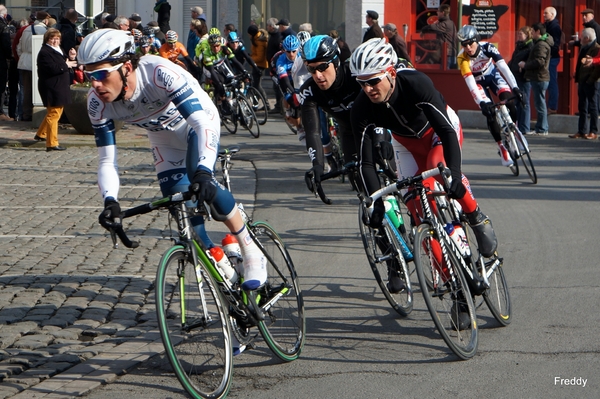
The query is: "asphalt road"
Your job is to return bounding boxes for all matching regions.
[9,119,600,399]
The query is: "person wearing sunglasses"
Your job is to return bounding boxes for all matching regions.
[456,24,524,167]
[77,29,267,292]
[298,35,363,188]
[350,38,498,264]
[276,34,302,131]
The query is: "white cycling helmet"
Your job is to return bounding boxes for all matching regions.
[297,31,311,46]
[349,38,398,76]
[77,29,136,65]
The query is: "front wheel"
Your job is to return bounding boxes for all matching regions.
[250,221,306,361]
[155,246,233,399]
[245,86,268,125]
[237,96,260,138]
[504,136,519,177]
[512,129,537,184]
[413,223,478,360]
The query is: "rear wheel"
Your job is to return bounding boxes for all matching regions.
[358,205,414,316]
[251,222,305,361]
[156,246,232,399]
[413,223,478,360]
[245,86,268,125]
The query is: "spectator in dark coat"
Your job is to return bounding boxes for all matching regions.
[569,28,600,139]
[56,8,80,55]
[420,4,457,68]
[543,7,562,113]
[508,26,533,134]
[383,23,411,61]
[329,29,351,63]
[154,0,171,34]
[278,19,296,41]
[266,17,282,112]
[35,28,76,151]
[362,10,383,42]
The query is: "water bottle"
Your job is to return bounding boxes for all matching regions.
[444,223,471,257]
[209,246,238,283]
[384,195,403,229]
[222,234,242,271]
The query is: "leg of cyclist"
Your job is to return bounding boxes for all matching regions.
[318,108,337,172]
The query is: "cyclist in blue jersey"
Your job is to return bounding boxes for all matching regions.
[277,35,302,131]
[77,29,267,292]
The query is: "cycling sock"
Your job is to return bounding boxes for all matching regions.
[233,225,267,290]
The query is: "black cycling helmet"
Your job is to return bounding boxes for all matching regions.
[302,35,339,63]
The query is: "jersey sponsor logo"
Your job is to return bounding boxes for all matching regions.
[295,86,313,104]
[88,94,105,120]
[330,101,354,113]
[308,146,316,162]
[158,172,185,184]
[168,158,185,167]
[154,65,179,91]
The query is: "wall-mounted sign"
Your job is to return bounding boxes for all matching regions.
[462,0,509,39]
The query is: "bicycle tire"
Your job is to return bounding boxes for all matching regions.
[512,128,537,184]
[156,246,233,399]
[221,107,238,134]
[413,223,478,360]
[245,86,268,125]
[237,96,260,138]
[462,224,512,326]
[503,136,519,177]
[358,205,414,316]
[281,107,298,134]
[250,221,306,361]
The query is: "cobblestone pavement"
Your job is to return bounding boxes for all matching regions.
[0,142,255,398]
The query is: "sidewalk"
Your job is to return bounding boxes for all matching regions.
[0,121,150,149]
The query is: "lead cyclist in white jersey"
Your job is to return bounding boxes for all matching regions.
[77,29,266,291]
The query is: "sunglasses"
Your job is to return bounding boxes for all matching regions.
[461,39,476,47]
[285,49,297,53]
[356,73,388,88]
[84,63,123,82]
[306,60,333,74]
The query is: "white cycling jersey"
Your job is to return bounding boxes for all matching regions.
[88,55,220,201]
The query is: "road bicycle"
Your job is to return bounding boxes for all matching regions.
[107,192,305,398]
[217,145,240,193]
[239,73,268,126]
[493,98,537,184]
[306,160,415,317]
[361,164,511,359]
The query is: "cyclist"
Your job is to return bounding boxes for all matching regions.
[202,33,245,114]
[159,30,195,71]
[457,25,524,168]
[349,38,498,267]
[298,35,363,184]
[142,26,162,54]
[77,29,267,291]
[136,36,159,56]
[276,35,302,134]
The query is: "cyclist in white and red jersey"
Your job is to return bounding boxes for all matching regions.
[457,25,524,167]
[77,29,266,291]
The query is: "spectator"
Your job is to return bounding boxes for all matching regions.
[0,5,13,121]
[328,29,351,62]
[266,18,282,113]
[154,0,171,34]
[17,10,50,122]
[56,8,81,55]
[114,16,130,31]
[187,6,203,56]
[569,28,600,140]
[543,7,561,114]
[383,23,411,61]
[11,16,32,121]
[35,28,76,151]
[46,17,57,28]
[298,23,313,35]
[8,18,24,120]
[278,19,296,41]
[129,13,142,30]
[362,10,383,42]
[224,23,236,39]
[508,26,534,135]
[192,19,208,63]
[147,21,165,44]
[519,23,552,135]
[247,24,270,107]
[420,4,457,69]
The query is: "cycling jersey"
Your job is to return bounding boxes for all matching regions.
[457,42,518,104]
[88,55,221,203]
[298,62,362,166]
[276,52,296,96]
[202,45,235,67]
[159,41,189,64]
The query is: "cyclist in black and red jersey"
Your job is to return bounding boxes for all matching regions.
[349,38,498,260]
[297,35,363,188]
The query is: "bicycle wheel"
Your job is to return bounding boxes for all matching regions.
[156,246,233,399]
[220,104,238,134]
[512,128,537,184]
[281,107,298,134]
[358,205,414,316]
[250,221,306,361]
[463,224,512,326]
[245,86,268,125]
[237,96,260,138]
[413,223,478,360]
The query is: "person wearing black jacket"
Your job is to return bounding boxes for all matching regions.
[421,4,457,69]
[56,8,80,55]
[154,0,171,34]
[543,7,562,114]
[362,10,383,42]
[0,5,13,121]
[508,26,533,134]
[266,18,282,112]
